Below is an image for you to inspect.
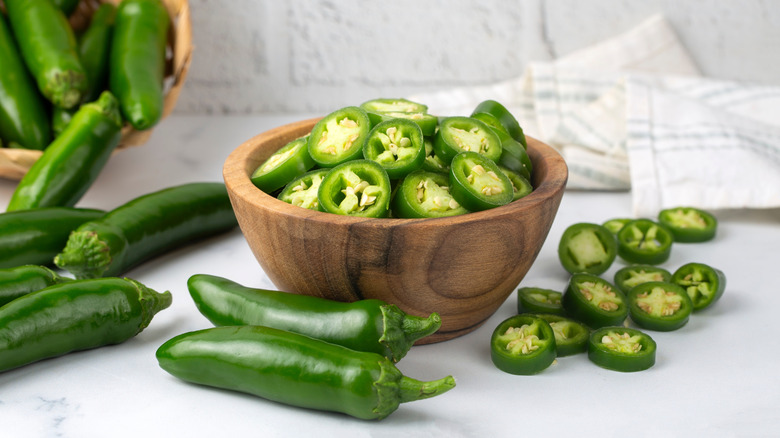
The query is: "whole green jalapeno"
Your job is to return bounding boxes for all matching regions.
[79,3,117,102]
[5,0,87,109]
[0,265,71,308]
[0,14,52,150]
[187,274,442,362]
[0,207,105,269]
[54,182,238,279]
[51,106,77,137]
[110,0,170,130]
[156,325,456,420]
[0,277,171,373]
[7,91,123,211]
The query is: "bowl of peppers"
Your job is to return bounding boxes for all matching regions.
[223,99,569,343]
[0,0,192,180]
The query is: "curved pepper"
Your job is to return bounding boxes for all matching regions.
[0,265,71,307]
[187,274,442,362]
[156,325,456,420]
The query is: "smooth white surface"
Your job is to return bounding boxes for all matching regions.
[1,115,779,437]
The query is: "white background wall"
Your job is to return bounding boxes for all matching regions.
[175,0,780,114]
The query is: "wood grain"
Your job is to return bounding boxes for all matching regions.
[223,118,568,343]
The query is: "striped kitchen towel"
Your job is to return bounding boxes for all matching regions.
[410,14,780,216]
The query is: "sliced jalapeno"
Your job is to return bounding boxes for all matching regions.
[362,119,425,179]
[533,314,590,357]
[602,218,631,235]
[434,116,502,164]
[671,262,726,311]
[277,169,329,211]
[490,314,557,375]
[498,165,533,201]
[421,137,448,174]
[317,160,391,217]
[588,327,656,372]
[308,106,371,167]
[251,135,316,193]
[359,98,428,114]
[563,273,627,328]
[617,219,673,265]
[449,151,513,211]
[391,170,467,218]
[517,287,564,315]
[627,281,692,331]
[493,128,532,180]
[658,207,717,243]
[557,223,617,275]
[366,111,438,136]
[472,100,526,146]
[613,265,672,295]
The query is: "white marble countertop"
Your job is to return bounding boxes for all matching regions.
[1,115,778,437]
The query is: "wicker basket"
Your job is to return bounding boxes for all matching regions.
[0,0,192,180]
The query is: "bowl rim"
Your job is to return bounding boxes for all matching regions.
[223,117,568,228]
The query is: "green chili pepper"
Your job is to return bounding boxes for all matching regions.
[617,219,674,265]
[532,313,590,357]
[563,273,627,329]
[5,0,87,109]
[449,151,513,211]
[472,100,526,146]
[362,118,426,179]
[251,135,316,194]
[434,116,502,164]
[187,274,442,362]
[0,265,71,307]
[51,106,76,137]
[277,168,329,210]
[156,325,456,420]
[7,91,122,211]
[317,159,392,217]
[391,169,468,218]
[498,164,533,201]
[0,207,104,269]
[557,222,617,275]
[0,277,171,373]
[627,281,693,332]
[517,287,564,315]
[490,314,557,375]
[613,264,672,295]
[588,327,656,372]
[308,106,372,167]
[657,207,718,243]
[54,182,238,279]
[671,262,726,311]
[51,0,80,16]
[79,3,116,102]
[0,14,52,150]
[110,0,170,130]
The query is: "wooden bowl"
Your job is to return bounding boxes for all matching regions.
[0,0,192,180]
[223,118,568,343]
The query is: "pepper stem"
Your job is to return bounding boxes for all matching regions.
[54,230,112,279]
[398,375,456,403]
[126,277,173,333]
[379,305,442,362]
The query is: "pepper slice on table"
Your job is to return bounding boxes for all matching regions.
[362,118,425,179]
[588,327,656,372]
[277,168,329,210]
[308,106,371,167]
[671,262,726,311]
[156,325,455,420]
[0,265,71,307]
[434,116,502,164]
[251,135,316,193]
[516,287,564,315]
[557,223,617,275]
[563,273,627,328]
[602,218,631,235]
[490,314,557,375]
[658,207,717,243]
[187,274,441,362]
[449,151,513,211]
[392,170,468,218]
[627,281,693,331]
[617,219,674,265]
[533,313,590,357]
[317,159,391,217]
[613,264,672,294]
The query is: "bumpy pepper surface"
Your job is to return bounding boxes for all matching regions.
[0,265,71,307]
[156,325,456,420]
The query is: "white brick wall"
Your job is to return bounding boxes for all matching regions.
[175,0,780,114]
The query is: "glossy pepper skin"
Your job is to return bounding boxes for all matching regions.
[0,14,51,150]
[54,183,238,279]
[0,277,171,373]
[490,314,557,375]
[110,0,170,130]
[79,3,117,102]
[156,325,456,420]
[0,207,104,269]
[5,0,87,109]
[187,274,442,362]
[7,91,122,211]
[0,265,71,307]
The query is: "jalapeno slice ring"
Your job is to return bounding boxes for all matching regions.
[627,281,693,331]
[449,151,513,211]
[494,128,532,180]
[308,106,371,167]
[359,98,428,114]
[317,160,391,218]
[422,137,449,174]
[617,219,673,265]
[367,111,438,136]
[392,170,467,218]
[517,287,564,315]
[658,207,717,243]
[563,273,627,328]
[613,265,672,295]
[588,327,656,372]
[472,99,526,146]
[490,314,557,375]
[362,119,425,179]
[671,262,726,311]
[602,218,631,235]
[278,169,329,211]
[498,165,533,201]
[251,136,315,193]
[533,313,590,357]
[434,116,502,164]
[557,223,617,275]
